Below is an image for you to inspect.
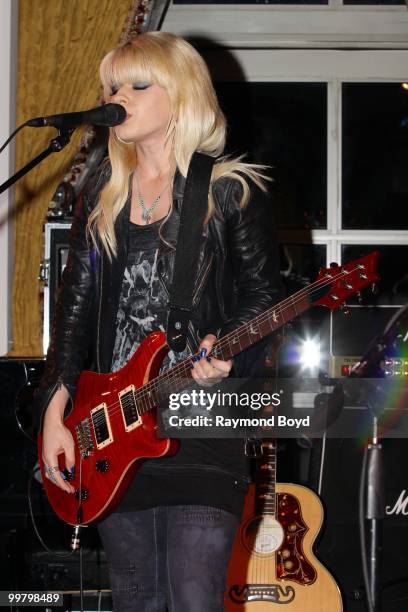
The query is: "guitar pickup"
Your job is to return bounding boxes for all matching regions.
[90,403,113,449]
[119,385,142,432]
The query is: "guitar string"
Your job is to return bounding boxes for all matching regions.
[89,262,370,426]
[253,441,275,584]
[255,440,278,585]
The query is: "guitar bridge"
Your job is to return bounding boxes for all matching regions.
[75,418,94,458]
[228,584,295,604]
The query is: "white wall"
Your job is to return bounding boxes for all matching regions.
[0,0,18,355]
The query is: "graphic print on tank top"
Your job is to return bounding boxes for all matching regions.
[111,220,189,373]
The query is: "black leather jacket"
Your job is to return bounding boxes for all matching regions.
[37,161,282,429]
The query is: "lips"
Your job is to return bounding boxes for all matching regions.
[125,113,132,121]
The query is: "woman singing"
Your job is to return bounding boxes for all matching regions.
[39,32,281,611]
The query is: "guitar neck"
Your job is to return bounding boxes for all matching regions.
[255,440,277,517]
[138,287,312,415]
[211,289,311,362]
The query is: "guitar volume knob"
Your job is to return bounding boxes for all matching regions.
[75,488,89,501]
[96,459,109,473]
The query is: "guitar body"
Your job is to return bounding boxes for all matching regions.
[225,483,343,611]
[37,331,177,526]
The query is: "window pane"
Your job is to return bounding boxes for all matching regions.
[342,245,408,305]
[175,0,327,4]
[342,83,408,229]
[279,243,327,295]
[214,82,327,230]
[344,0,403,5]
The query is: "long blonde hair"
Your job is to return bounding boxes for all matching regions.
[87,32,270,258]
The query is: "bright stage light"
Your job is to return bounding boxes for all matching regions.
[299,338,321,370]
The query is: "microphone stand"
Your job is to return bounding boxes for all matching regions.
[365,403,385,612]
[351,337,389,612]
[0,128,74,196]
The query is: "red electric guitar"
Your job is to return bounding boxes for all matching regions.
[38,252,380,525]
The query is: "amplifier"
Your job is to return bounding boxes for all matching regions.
[315,437,408,612]
[329,305,404,377]
[40,222,71,354]
[0,358,110,599]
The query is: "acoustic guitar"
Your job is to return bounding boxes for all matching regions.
[225,440,343,611]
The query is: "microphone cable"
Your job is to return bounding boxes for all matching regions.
[0,121,30,154]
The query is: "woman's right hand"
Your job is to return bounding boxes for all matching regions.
[42,387,76,494]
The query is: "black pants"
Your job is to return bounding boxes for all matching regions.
[97,505,239,612]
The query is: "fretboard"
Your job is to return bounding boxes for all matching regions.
[135,287,312,416]
[255,440,277,517]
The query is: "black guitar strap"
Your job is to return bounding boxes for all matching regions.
[167,152,216,352]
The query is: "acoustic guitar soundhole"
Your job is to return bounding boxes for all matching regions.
[242,515,284,555]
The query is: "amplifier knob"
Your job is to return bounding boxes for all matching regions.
[96,459,109,473]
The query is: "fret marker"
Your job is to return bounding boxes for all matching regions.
[250,324,259,335]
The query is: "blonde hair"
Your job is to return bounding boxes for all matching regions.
[87,32,271,258]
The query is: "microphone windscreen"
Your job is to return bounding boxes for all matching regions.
[99,103,126,127]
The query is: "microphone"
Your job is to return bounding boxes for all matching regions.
[26,103,126,129]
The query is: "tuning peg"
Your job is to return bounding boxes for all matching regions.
[340,304,350,316]
[371,283,379,295]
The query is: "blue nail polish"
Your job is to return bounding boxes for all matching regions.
[192,355,199,362]
[61,472,67,480]
[70,467,75,475]
[200,348,207,358]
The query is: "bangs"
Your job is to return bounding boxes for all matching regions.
[100,44,154,96]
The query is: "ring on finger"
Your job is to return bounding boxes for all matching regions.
[46,465,59,474]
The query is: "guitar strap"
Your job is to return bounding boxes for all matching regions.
[167,152,216,352]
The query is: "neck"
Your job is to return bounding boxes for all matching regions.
[135,137,173,182]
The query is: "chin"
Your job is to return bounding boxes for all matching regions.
[114,127,137,144]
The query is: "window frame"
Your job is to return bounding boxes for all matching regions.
[160,17,408,266]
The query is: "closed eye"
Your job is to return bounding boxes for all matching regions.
[133,83,150,90]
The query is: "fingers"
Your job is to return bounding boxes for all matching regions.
[43,459,75,494]
[191,341,232,386]
[42,426,76,494]
[64,444,76,473]
[198,333,217,354]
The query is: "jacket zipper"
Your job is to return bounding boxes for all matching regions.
[193,252,213,306]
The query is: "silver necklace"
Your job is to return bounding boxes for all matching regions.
[135,172,169,224]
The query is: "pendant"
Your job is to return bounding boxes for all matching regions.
[142,209,151,224]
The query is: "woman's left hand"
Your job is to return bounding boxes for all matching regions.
[191,333,232,387]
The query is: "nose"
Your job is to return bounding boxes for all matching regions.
[111,87,128,105]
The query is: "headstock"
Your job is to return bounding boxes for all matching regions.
[312,252,380,310]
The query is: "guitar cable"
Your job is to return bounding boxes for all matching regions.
[27,468,86,612]
[27,469,76,558]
